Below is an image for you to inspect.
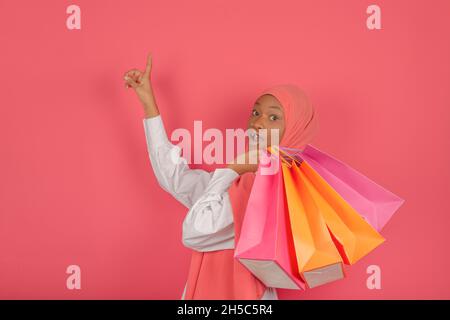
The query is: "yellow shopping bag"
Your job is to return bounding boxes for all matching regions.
[297,160,386,265]
[282,159,345,289]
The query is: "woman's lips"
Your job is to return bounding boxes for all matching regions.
[248,130,266,144]
[248,130,258,141]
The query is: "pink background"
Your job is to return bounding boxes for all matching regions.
[1,0,449,299]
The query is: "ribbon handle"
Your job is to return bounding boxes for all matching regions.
[267,145,303,168]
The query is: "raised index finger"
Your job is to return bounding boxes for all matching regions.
[144,52,152,75]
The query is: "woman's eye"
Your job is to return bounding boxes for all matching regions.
[269,115,278,121]
[252,109,259,116]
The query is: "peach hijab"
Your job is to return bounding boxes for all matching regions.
[183,84,319,299]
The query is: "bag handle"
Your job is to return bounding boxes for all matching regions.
[267,145,302,168]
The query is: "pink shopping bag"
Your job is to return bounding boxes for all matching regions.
[234,151,306,290]
[280,145,405,232]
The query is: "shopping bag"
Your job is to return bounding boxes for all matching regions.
[281,145,405,232]
[293,159,386,265]
[281,158,345,289]
[234,151,306,290]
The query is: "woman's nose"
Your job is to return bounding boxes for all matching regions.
[253,118,265,130]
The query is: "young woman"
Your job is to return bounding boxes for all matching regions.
[124,53,319,300]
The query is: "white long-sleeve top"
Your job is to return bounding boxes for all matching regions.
[142,114,278,300]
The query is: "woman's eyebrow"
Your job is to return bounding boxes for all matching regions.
[255,102,282,110]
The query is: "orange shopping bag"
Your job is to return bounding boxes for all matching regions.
[296,160,386,265]
[281,158,345,289]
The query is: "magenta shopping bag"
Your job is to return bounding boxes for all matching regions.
[280,145,405,232]
[234,151,306,290]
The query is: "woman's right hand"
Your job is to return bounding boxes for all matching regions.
[123,52,155,111]
[226,149,260,175]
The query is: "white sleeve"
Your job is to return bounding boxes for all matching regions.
[142,115,214,209]
[143,114,240,252]
[182,168,239,252]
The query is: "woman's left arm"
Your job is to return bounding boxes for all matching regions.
[142,114,249,252]
[181,168,240,252]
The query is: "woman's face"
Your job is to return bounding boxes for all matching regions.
[247,94,286,147]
